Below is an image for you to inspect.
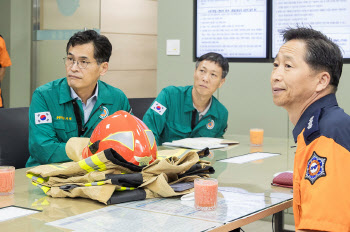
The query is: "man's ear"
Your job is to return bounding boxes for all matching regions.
[99,62,109,76]
[315,72,331,92]
[218,77,226,88]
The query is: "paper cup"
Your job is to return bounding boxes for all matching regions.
[250,128,264,146]
[0,166,15,195]
[194,178,218,211]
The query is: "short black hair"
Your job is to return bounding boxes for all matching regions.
[66,30,112,64]
[282,27,343,90]
[196,52,229,78]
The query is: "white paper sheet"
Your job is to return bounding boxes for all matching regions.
[0,206,39,222]
[219,152,280,164]
[118,187,292,224]
[47,205,222,232]
[163,137,237,150]
[46,187,292,232]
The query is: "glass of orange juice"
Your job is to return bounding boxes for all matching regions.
[194,178,218,211]
[0,166,15,195]
[250,128,264,146]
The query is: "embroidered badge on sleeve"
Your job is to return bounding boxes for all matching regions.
[151,101,167,115]
[35,112,52,124]
[305,151,327,185]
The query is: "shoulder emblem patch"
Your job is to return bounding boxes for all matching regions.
[35,112,52,124]
[305,151,327,185]
[206,119,215,130]
[151,101,167,115]
[99,106,109,119]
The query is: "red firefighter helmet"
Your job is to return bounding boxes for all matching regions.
[82,110,157,166]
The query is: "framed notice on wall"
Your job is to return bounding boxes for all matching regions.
[195,0,270,61]
[272,0,350,60]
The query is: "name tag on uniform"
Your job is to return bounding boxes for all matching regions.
[35,112,52,124]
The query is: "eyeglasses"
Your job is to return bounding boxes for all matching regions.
[63,57,97,69]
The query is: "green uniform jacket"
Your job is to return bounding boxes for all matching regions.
[143,85,228,146]
[27,78,131,167]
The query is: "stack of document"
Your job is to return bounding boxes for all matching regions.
[162,137,239,150]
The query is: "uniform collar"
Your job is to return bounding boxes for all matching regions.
[292,93,338,142]
[184,85,219,119]
[207,96,220,119]
[96,80,114,105]
[59,78,73,104]
[195,97,212,118]
[59,78,113,105]
[70,81,99,104]
[184,86,196,112]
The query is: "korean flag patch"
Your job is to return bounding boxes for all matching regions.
[35,112,52,124]
[151,101,167,115]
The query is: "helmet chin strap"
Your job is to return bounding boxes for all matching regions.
[89,140,100,154]
[134,155,153,166]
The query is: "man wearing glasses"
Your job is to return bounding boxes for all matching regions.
[26,30,131,167]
